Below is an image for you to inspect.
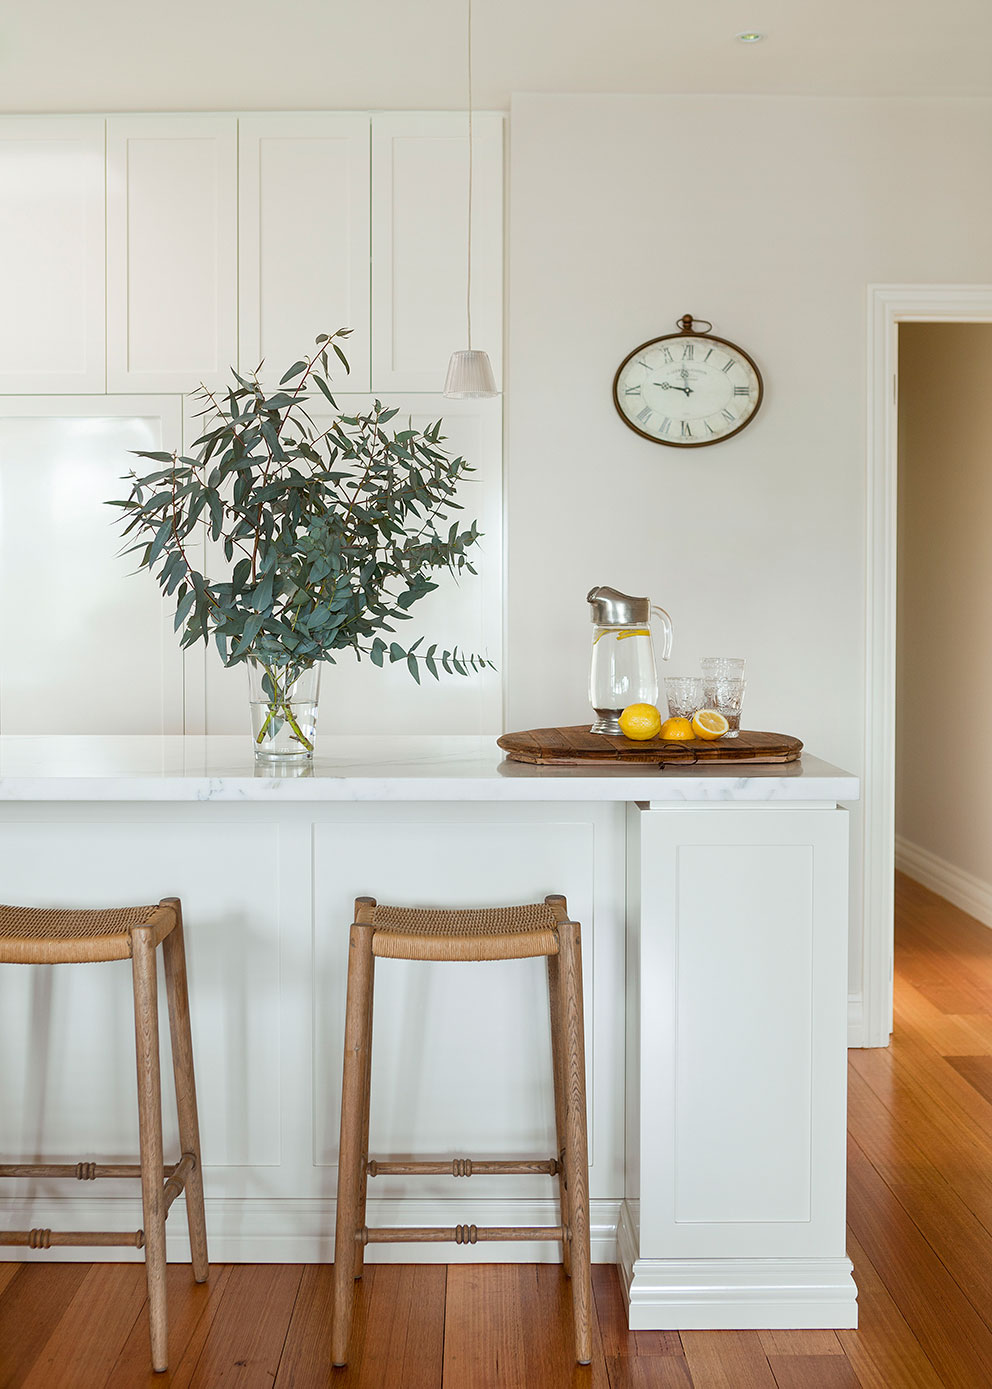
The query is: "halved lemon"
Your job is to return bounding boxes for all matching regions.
[659,716,694,741]
[691,709,729,741]
[619,703,662,741]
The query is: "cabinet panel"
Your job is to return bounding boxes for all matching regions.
[0,398,186,734]
[108,116,237,393]
[202,394,502,736]
[0,818,282,1176]
[239,115,371,391]
[0,118,105,394]
[372,114,502,392]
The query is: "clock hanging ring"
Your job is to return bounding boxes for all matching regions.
[612,314,764,448]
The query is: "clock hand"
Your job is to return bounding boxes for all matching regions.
[654,382,693,396]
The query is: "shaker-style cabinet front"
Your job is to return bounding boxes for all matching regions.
[107,115,238,394]
[0,118,106,394]
[371,113,503,393]
[238,114,372,391]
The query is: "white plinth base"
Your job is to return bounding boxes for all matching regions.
[616,1203,858,1330]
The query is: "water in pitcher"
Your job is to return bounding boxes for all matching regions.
[589,625,658,732]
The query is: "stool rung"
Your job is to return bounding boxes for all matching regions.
[367,1157,560,1178]
[0,1228,145,1249]
[0,1160,184,1182]
[363,1224,564,1246]
[163,1153,196,1214]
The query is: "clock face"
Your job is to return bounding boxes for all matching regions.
[613,333,763,447]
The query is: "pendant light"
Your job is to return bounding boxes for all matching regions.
[443,0,498,398]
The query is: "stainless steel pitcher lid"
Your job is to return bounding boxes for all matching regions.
[586,585,650,625]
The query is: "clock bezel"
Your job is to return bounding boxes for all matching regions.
[612,324,764,448]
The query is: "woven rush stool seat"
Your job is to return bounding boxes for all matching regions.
[0,902,174,964]
[332,893,592,1367]
[367,900,560,961]
[0,898,208,1374]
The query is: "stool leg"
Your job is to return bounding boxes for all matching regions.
[332,921,375,1367]
[161,902,209,1283]
[132,925,169,1373]
[547,950,571,1277]
[559,920,592,1365]
[353,965,374,1281]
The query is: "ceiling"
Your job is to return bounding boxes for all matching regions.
[1,0,990,112]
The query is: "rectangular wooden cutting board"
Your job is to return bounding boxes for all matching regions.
[497,726,803,766]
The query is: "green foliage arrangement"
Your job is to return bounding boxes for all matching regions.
[109,331,494,703]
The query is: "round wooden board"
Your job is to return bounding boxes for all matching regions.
[497,726,803,766]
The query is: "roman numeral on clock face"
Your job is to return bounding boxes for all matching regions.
[680,421,692,439]
[682,344,694,360]
[625,385,641,395]
[734,385,750,396]
[637,406,653,425]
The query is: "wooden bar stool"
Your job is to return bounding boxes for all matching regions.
[332,893,592,1366]
[0,898,208,1374]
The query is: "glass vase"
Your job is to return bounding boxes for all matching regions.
[248,661,320,762]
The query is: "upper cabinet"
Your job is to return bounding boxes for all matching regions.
[107,116,238,394]
[239,115,371,391]
[0,118,106,394]
[372,114,503,394]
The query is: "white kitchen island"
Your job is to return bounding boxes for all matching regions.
[0,735,858,1330]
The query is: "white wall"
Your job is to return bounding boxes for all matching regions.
[896,323,992,900]
[506,94,992,1019]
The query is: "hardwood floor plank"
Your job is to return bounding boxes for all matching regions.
[757,1330,843,1357]
[605,1355,693,1388]
[185,1264,303,1388]
[847,1134,992,1386]
[306,1264,446,1389]
[946,1054,992,1108]
[680,1331,777,1388]
[19,1264,147,1389]
[837,1231,942,1389]
[592,1265,684,1358]
[893,975,992,1056]
[0,1265,19,1302]
[847,1066,992,1325]
[0,1263,90,1389]
[104,1264,231,1389]
[765,1355,860,1388]
[443,1264,608,1389]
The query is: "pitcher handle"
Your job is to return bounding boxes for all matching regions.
[651,605,673,661]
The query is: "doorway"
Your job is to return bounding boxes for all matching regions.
[864,286,992,1047]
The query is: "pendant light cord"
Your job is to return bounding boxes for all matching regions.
[466,0,474,350]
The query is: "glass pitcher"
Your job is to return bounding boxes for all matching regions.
[587,586,673,734]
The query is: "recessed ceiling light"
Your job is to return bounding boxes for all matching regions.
[735,31,765,43]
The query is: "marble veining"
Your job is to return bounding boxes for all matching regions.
[0,735,859,803]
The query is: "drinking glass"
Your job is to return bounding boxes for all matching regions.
[665,676,704,721]
[703,677,746,738]
[701,656,746,682]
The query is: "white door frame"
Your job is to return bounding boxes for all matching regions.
[864,284,992,1046]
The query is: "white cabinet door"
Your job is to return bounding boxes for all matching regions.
[0,118,105,394]
[239,115,371,391]
[0,397,186,734]
[201,394,502,736]
[372,114,503,393]
[107,116,237,394]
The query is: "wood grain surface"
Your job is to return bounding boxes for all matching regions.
[497,726,803,766]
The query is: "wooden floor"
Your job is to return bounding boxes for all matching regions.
[3,871,992,1387]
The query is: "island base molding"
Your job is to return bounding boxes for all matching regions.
[617,1203,857,1330]
[0,1195,622,1266]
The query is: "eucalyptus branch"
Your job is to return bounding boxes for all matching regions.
[108,332,492,684]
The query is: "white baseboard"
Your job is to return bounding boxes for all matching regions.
[0,1195,620,1266]
[896,835,992,931]
[616,1202,858,1330]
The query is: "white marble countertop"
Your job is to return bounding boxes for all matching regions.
[0,736,859,803]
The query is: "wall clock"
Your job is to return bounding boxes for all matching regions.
[613,314,763,447]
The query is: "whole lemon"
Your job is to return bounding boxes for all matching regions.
[619,703,662,741]
[659,716,694,741]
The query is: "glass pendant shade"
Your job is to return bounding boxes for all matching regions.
[443,349,498,398]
